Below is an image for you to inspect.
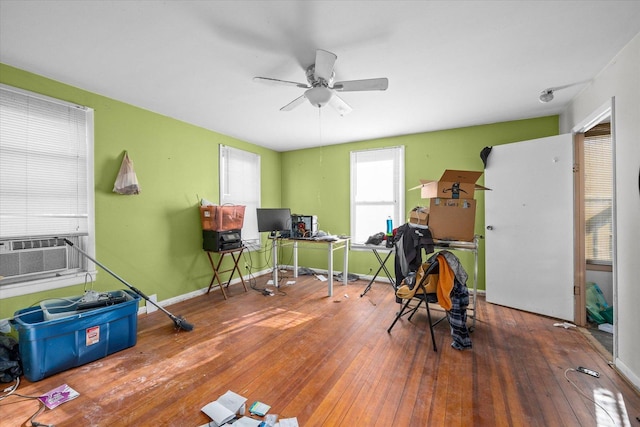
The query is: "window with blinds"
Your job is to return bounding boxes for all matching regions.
[219,145,260,247]
[583,123,612,265]
[0,84,94,292]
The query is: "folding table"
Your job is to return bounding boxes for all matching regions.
[353,244,396,297]
[205,247,248,299]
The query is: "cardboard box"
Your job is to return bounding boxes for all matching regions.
[408,207,429,226]
[427,198,476,241]
[412,169,489,199]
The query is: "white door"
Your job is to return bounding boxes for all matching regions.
[485,134,574,321]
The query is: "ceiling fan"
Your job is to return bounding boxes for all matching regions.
[253,49,389,116]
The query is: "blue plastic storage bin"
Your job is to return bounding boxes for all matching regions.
[11,289,140,382]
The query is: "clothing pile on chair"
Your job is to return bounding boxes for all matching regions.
[393,242,473,350]
[392,222,435,291]
[428,250,472,350]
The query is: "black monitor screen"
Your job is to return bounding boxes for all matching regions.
[256,208,291,233]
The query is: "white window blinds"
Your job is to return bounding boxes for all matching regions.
[583,123,613,265]
[219,145,260,245]
[0,85,90,239]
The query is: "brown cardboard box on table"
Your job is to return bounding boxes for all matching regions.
[427,198,477,241]
[414,170,489,199]
[408,207,429,226]
[411,170,489,242]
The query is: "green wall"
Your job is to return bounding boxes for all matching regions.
[0,64,281,319]
[280,117,559,290]
[0,62,558,319]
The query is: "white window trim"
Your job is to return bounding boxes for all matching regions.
[219,145,261,249]
[350,146,405,248]
[0,84,96,298]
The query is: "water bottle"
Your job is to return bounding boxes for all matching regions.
[386,216,393,236]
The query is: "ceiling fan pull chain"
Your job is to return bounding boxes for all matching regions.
[318,107,323,143]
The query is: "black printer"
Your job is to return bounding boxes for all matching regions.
[202,229,242,252]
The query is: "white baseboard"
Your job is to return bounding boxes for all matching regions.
[614,358,640,393]
[136,268,270,314]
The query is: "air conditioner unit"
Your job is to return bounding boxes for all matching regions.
[0,237,68,279]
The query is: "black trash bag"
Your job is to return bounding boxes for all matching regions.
[365,232,385,245]
[333,272,360,282]
[0,335,22,382]
[298,267,316,276]
[402,271,417,290]
[480,146,493,168]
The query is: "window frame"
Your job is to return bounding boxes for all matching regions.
[219,145,260,249]
[583,123,613,266]
[349,146,405,246]
[0,84,95,298]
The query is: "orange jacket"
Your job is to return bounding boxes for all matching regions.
[436,253,455,310]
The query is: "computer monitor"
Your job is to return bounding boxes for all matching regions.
[256,208,291,233]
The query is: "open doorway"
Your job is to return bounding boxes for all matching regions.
[574,109,615,357]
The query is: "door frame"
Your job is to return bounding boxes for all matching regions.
[571,98,616,348]
[573,133,586,325]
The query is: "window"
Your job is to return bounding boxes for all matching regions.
[219,145,260,247]
[350,146,405,245]
[0,84,95,297]
[584,123,612,265]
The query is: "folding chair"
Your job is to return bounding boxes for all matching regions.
[387,258,449,352]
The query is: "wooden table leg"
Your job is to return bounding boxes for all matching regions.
[228,249,248,292]
[206,251,227,300]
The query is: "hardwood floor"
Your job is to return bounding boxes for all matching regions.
[2,273,639,426]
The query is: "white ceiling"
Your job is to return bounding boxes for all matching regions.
[1,1,640,152]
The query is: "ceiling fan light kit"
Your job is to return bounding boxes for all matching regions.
[539,89,554,103]
[305,86,333,107]
[254,49,389,115]
[538,79,591,103]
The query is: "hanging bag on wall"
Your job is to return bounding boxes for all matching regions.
[113,151,141,195]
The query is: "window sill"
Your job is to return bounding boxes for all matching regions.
[0,270,98,299]
[586,263,612,273]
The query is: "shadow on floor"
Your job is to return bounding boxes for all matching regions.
[586,323,613,357]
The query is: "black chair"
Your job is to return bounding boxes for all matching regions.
[387,259,449,351]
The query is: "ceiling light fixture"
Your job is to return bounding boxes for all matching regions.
[538,80,591,103]
[305,86,333,108]
[539,89,555,103]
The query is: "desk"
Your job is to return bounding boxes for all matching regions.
[351,244,396,297]
[270,237,350,297]
[205,247,248,299]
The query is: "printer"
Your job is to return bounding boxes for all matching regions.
[202,229,242,252]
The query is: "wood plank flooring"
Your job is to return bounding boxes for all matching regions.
[2,273,639,426]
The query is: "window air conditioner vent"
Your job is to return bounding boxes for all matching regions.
[0,238,69,279]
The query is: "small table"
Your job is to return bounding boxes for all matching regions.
[270,237,350,297]
[205,247,248,299]
[351,244,396,297]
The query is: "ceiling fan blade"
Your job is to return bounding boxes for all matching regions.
[314,49,337,82]
[333,78,389,92]
[253,77,310,89]
[328,94,352,116]
[280,95,307,111]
